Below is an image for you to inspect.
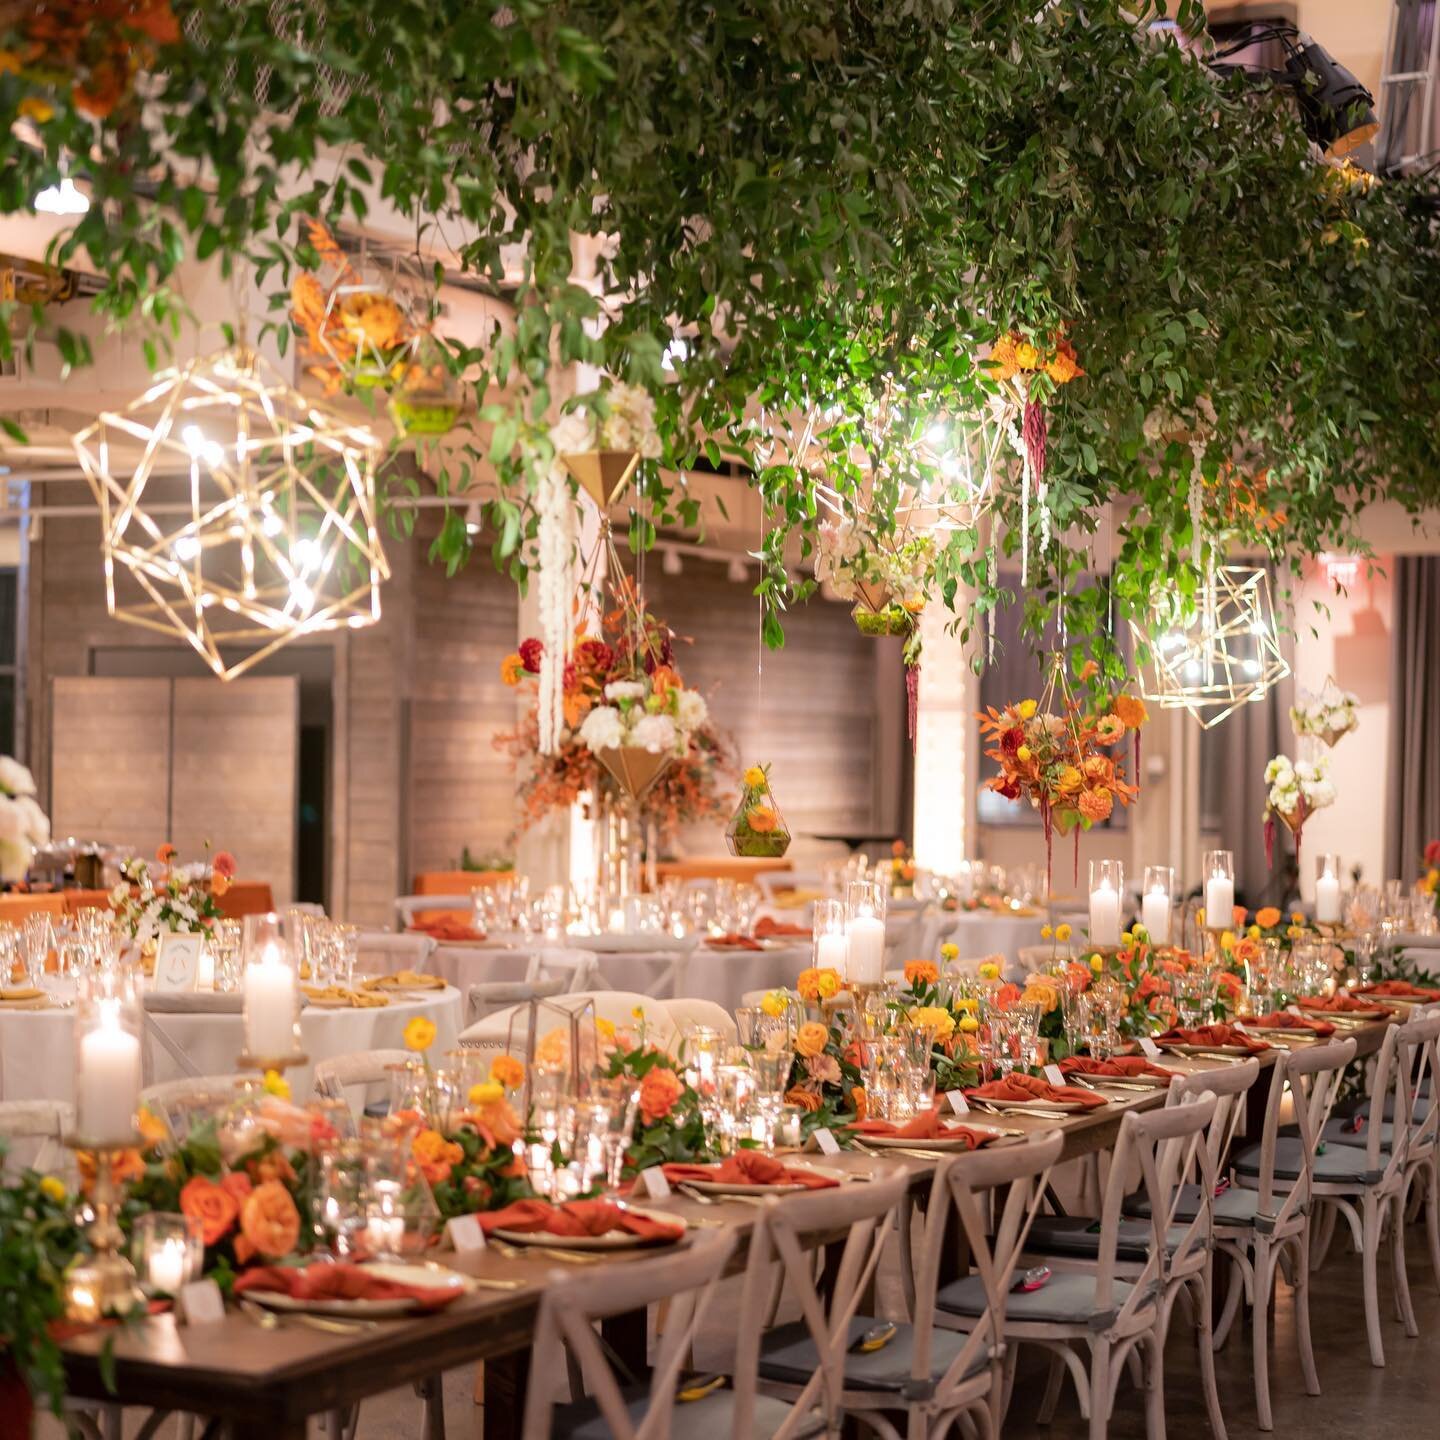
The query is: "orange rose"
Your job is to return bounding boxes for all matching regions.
[639,1066,683,1124]
[236,1180,301,1263]
[1113,694,1148,729]
[472,1096,522,1148]
[904,959,939,987]
[1255,907,1281,930]
[179,1174,239,1246]
[794,1022,829,1059]
[850,1086,868,1122]
[784,1086,822,1113]
[412,1129,465,1186]
[746,805,778,834]
[489,1054,525,1090]
[221,1171,252,1205]
[155,842,176,864]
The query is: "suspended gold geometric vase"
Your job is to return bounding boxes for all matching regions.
[1130,565,1290,729]
[559,450,640,509]
[594,746,673,800]
[72,343,388,682]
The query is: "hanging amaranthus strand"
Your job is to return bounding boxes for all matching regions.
[535,464,574,755]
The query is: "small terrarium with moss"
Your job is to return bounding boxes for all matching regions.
[725,763,792,859]
[852,602,920,638]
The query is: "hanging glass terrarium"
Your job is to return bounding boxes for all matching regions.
[725,764,792,859]
[388,329,461,437]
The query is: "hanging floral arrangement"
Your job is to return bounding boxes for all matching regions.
[725,764,791,859]
[1263,753,1336,869]
[1289,680,1359,748]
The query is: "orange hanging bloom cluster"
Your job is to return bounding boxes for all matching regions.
[985,331,1084,386]
[1204,462,1287,535]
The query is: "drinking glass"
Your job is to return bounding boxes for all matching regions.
[22,914,51,986]
[910,1067,938,1113]
[317,1139,370,1258]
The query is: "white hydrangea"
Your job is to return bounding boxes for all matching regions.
[674,688,708,733]
[630,713,678,754]
[604,680,646,702]
[0,756,36,797]
[578,705,626,753]
[15,795,48,846]
[547,408,594,457]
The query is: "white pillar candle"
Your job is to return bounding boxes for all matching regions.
[1205,876,1234,928]
[845,914,886,985]
[1089,881,1121,947]
[148,1238,188,1295]
[1141,886,1172,945]
[815,931,848,973]
[244,941,297,1059]
[1315,874,1341,924]
[78,1003,141,1142]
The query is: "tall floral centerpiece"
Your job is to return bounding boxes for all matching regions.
[0,757,49,884]
[1262,754,1336,868]
[110,843,235,945]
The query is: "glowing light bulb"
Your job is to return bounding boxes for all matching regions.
[33,178,89,216]
[180,425,224,469]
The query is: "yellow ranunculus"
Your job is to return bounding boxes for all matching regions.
[1055,923,1072,943]
[958,1015,979,1034]
[743,765,767,789]
[262,1069,291,1100]
[816,968,841,1000]
[596,1017,616,1041]
[939,942,958,961]
[1089,953,1104,973]
[910,1006,956,1041]
[761,989,788,1018]
[404,1016,437,1052]
[1121,931,1134,947]
[469,1081,504,1106]
[1016,745,1032,763]
[1248,924,1261,939]
[978,961,1001,981]
[1286,925,1304,940]
[955,997,978,1013]
[1041,924,1053,941]
[39,1175,67,1204]
[1023,981,1060,1014]
[1016,699,1038,721]
[1220,930,1235,952]
[1057,765,1083,796]
[631,1005,645,1021]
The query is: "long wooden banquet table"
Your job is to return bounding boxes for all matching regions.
[56,1015,1397,1440]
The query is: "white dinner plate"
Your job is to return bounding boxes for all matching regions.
[492,1209,686,1249]
[855,1125,1014,1150]
[242,1261,475,1317]
[971,1095,1096,1113]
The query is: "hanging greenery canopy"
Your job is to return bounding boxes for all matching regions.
[2,0,1438,684]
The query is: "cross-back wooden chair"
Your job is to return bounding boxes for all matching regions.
[1395,1011,1440,1294]
[0,1099,75,1175]
[139,1074,256,1142]
[312,1048,415,1120]
[355,930,437,977]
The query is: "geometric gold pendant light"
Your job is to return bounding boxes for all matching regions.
[73,343,388,680]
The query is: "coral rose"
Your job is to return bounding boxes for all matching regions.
[994,982,1023,1010]
[489,1054,525,1090]
[1093,714,1125,746]
[904,959,939,987]
[639,1066,683,1124]
[784,1086,822,1113]
[155,842,176,864]
[237,1180,301,1264]
[412,1129,464,1186]
[794,1021,830,1059]
[473,1096,522,1148]
[180,1174,239,1245]
[1255,907,1282,930]
[210,850,237,880]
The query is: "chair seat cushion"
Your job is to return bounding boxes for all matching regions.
[1233,1136,1391,1186]
[758,1316,986,1394]
[551,1383,825,1439]
[936,1272,1142,1330]
[1281,1116,1397,1150]
[1024,1215,1209,1263]
[1123,1183,1263,1227]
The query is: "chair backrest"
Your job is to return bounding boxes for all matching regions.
[1169,1055,1260,1183]
[312,1048,415,1103]
[732,1169,910,1429]
[395,894,477,927]
[0,1100,75,1173]
[460,990,678,1052]
[465,979,566,1028]
[356,931,437,976]
[1249,1036,1357,1224]
[911,1131,1064,1381]
[661,997,739,1046]
[1395,1011,1440,1159]
[1015,945,1057,976]
[521,1229,739,1440]
[140,1074,255,1139]
[529,949,599,992]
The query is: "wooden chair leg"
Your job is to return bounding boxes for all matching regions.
[1213,1251,1245,1351]
[1293,1231,1321,1397]
[1361,1192,1386,1367]
[1194,1267,1227,1440]
[1252,1238,1275,1432]
[1036,1349,1066,1424]
[1426,1156,1440,1294]
[1143,1331,1166,1440]
[1392,1191,1419,1338]
[1087,1343,1111,1440]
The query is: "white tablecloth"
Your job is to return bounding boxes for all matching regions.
[940,910,1048,980]
[0,986,462,1104]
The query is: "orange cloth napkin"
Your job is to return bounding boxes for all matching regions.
[705,933,764,950]
[1298,994,1381,1014]
[478,1198,685,1241]
[1060,1055,1176,1083]
[1245,1011,1337,1037]
[232,1263,465,1310]
[967,1073,1108,1109]
[1352,980,1440,1002]
[644,1149,840,1190]
[1157,1023,1270,1052]
[408,918,486,943]
[847,1105,998,1147]
[754,916,812,939]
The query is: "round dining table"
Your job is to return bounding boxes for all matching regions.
[0,983,462,1104]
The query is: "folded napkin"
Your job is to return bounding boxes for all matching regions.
[0,985,42,1002]
[478,1198,684,1241]
[1157,1023,1270,1052]
[644,1149,840,1190]
[847,1105,998,1147]
[754,916,811,939]
[1352,980,1440,1002]
[1297,994,1381,1014]
[361,970,446,991]
[966,1073,1108,1109]
[232,1262,464,1311]
[408,919,486,943]
[704,933,764,950]
[301,984,389,1009]
[1060,1055,1176,1083]
[1244,1011,1336,1037]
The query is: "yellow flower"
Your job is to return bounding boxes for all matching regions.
[1121,931,1134,947]
[500,652,525,685]
[1055,923,1072,943]
[816,968,840,1000]
[1016,745,1032,763]
[958,1015,979,1034]
[743,765,767,789]
[1041,924,1053,941]
[978,961,1000,981]
[631,1005,645,1021]
[1089,953,1104,973]
[1220,930,1235,952]
[468,1081,504,1106]
[489,1055,525,1089]
[1016,699,1038,721]
[1286,925,1304,940]
[761,990,788,1018]
[39,1175,67,1204]
[18,96,55,124]
[939,942,958,962]
[1196,908,1206,927]
[404,1016,437,1052]
[1057,765,1083,796]
[1248,924,1261,940]
[794,1022,830,1059]
[1023,981,1060,1014]
[596,1017,616,1041]
[954,997,978,1014]
[1290,912,1305,925]
[0,52,22,76]
[262,1069,291,1100]
[910,1006,956,1041]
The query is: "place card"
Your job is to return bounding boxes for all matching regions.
[445,1214,486,1254]
[640,1166,671,1200]
[1137,1037,1162,1060]
[1043,1063,1067,1087]
[176,1278,225,1326]
[152,932,203,993]
[1287,1004,1304,1017]
[814,1128,841,1156]
[946,1090,970,1115]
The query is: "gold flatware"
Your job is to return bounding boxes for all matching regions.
[487,1238,605,1265]
[237,1299,379,1334]
[675,1182,768,1208]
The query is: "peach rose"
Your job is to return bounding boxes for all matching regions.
[784,1086,822,1113]
[180,1174,239,1246]
[211,850,237,880]
[1255,906,1282,930]
[489,1054,525,1090]
[639,1066,682,1124]
[236,1180,301,1264]
[412,1129,464,1186]
[794,1022,829,1059]
[472,1095,523,1149]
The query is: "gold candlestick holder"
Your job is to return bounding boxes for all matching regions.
[63,1136,145,1322]
[235,1049,309,1073]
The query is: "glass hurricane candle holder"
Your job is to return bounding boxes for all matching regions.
[73,969,142,1145]
[1202,850,1235,931]
[844,881,887,988]
[1314,853,1342,925]
[240,912,303,1068]
[1087,860,1124,948]
[1141,866,1176,945]
[812,898,848,978]
[132,1212,203,1297]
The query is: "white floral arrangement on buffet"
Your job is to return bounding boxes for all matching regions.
[578,676,708,757]
[1289,681,1359,747]
[0,756,49,883]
